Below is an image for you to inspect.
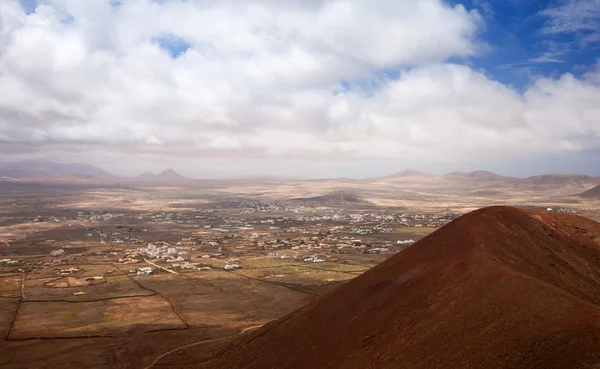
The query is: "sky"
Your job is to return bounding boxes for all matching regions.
[0,0,599,178]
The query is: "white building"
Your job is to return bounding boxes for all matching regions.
[50,249,65,256]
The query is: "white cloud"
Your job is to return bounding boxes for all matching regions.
[541,0,600,45]
[0,0,599,177]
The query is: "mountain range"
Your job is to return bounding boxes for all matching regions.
[0,160,188,181]
[381,169,600,185]
[163,206,600,369]
[1,161,599,193]
[0,160,116,180]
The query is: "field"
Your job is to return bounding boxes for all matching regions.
[1,177,599,368]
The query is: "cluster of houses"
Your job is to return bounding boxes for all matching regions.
[137,243,189,259]
[546,207,578,214]
[0,258,19,265]
[135,266,154,275]
[59,267,81,275]
[235,201,293,214]
[111,204,458,234]
[302,255,325,263]
[83,226,148,245]
[266,252,324,262]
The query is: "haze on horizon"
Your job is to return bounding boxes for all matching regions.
[1,0,600,179]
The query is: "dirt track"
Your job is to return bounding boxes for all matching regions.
[144,324,264,369]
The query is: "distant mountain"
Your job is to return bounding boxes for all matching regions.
[135,169,188,181]
[521,174,600,186]
[136,172,157,180]
[0,160,116,180]
[157,169,187,181]
[370,169,437,184]
[581,184,600,198]
[444,170,516,181]
[186,207,600,369]
[389,169,434,178]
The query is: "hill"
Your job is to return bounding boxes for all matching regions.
[136,172,157,180]
[0,160,116,180]
[444,170,515,181]
[135,169,188,181]
[521,174,600,186]
[290,191,365,205]
[369,169,438,184]
[581,184,600,198]
[389,169,434,178]
[166,206,600,369]
[157,169,187,181]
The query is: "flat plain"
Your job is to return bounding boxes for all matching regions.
[1,172,600,368]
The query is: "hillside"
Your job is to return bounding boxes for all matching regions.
[581,184,600,198]
[521,174,600,186]
[290,191,365,205]
[136,172,157,180]
[388,169,434,178]
[0,160,116,180]
[161,206,600,369]
[157,169,187,181]
[135,169,188,181]
[369,169,439,184]
[444,170,516,181]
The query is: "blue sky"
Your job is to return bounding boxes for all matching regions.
[459,0,600,89]
[310,0,600,104]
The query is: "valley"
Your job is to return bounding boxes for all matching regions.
[0,172,600,368]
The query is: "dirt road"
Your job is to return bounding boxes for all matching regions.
[143,324,263,369]
[144,259,178,275]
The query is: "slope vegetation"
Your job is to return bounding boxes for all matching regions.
[163,206,600,369]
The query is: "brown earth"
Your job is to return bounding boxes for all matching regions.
[582,184,600,198]
[8,295,187,339]
[520,174,600,186]
[444,170,517,181]
[156,206,600,369]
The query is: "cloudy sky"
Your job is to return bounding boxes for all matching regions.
[1,0,599,178]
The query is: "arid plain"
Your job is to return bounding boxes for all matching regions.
[1,170,600,368]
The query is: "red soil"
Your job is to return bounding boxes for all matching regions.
[169,206,600,369]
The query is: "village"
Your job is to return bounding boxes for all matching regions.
[0,201,464,282]
[2,193,588,291]
[1,200,584,280]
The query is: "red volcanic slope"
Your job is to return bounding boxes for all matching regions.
[171,206,600,369]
